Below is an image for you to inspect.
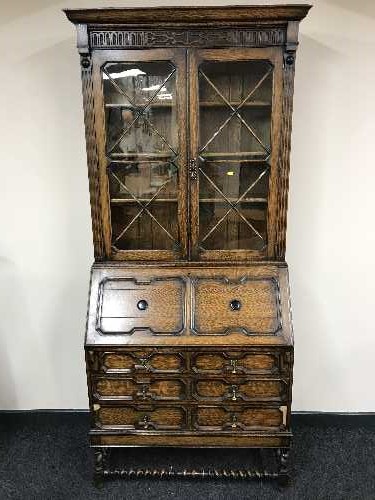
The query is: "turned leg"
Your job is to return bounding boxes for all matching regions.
[94,447,109,488]
[276,448,290,486]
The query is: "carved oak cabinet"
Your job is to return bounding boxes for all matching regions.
[65,5,311,485]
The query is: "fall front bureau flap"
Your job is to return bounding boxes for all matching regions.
[86,263,292,346]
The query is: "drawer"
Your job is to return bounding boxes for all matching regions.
[192,379,287,403]
[94,350,186,374]
[193,405,287,431]
[97,277,185,334]
[94,404,187,430]
[191,351,281,375]
[92,377,187,401]
[192,276,281,335]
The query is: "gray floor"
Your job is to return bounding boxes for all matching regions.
[0,412,374,499]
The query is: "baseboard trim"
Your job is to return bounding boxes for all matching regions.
[0,409,374,415]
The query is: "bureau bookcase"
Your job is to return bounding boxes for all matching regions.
[65,5,311,485]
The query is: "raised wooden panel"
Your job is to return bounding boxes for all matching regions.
[194,406,285,431]
[193,379,286,402]
[192,276,281,335]
[97,277,185,334]
[95,405,187,430]
[97,350,186,374]
[93,377,186,401]
[192,351,280,375]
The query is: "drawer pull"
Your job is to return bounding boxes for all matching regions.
[141,414,150,429]
[231,414,238,429]
[229,359,238,374]
[230,299,241,311]
[137,300,148,311]
[230,384,239,401]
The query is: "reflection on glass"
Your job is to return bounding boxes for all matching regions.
[198,60,273,251]
[102,61,179,251]
[199,202,267,251]
[103,61,177,156]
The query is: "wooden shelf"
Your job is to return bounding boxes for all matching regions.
[110,197,267,204]
[200,101,271,108]
[105,101,271,109]
[110,152,174,159]
[111,198,177,204]
[200,198,267,204]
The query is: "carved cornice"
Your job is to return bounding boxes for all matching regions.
[64,6,312,25]
[89,28,286,49]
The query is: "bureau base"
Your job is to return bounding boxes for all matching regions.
[92,445,291,487]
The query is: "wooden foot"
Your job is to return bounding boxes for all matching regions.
[93,447,109,488]
[276,448,291,487]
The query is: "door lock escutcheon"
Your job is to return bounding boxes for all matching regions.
[189,158,198,180]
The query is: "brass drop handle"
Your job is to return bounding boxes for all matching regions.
[230,359,238,374]
[231,414,238,429]
[142,415,150,429]
[189,158,198,180]
[230,385,238,401]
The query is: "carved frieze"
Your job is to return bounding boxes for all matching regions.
[89,28,286,49]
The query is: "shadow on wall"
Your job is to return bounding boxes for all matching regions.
[22,38,92,408]
[0,258,38,409]
[323,0,375,18]
[288,32,352,409]
[0,0,63,26]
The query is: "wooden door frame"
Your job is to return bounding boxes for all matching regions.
[188,47,283,261]
[91,48,188,261]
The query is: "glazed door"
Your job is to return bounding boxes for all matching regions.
[93,49,187,260]
[189,48,283,260]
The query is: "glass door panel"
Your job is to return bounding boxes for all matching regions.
[189,49,281,258]
[96,50,186,257]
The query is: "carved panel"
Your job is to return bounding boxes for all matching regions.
[192,379,287,403]
[275,51,296,259]
[89,28,286,49]
[193,406,285,431]
[93,377,187,401]
[96,277,186,335]
[96,350,186,374]
[191,351,281,375]
[80,56,105,258]
[95,404,187,430]
[191,276,282,336]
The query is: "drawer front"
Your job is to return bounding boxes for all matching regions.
[192,379,286,403]
[93,377,186,401]
[191,351,281,375]
[95,404,187,430]
[194,406,286,431]
[95,350,186,374]
[192,277,281,335]
[97,277,185,334]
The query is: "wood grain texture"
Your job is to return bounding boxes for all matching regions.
[97,350,185,374]
[194,406,284,431]
[275,22,299,259]
[80,56,105,259]
[90,433,291,448]
[95,405,187,430]
[65,5,311,482]
[192,276,281,335]
[96,277,185,335]
[89,28,287,49]
[93,377,186,401]
[85,264,293,346]
[64,5,312,25]
[192,352,280,375]
[193,379,286,402]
